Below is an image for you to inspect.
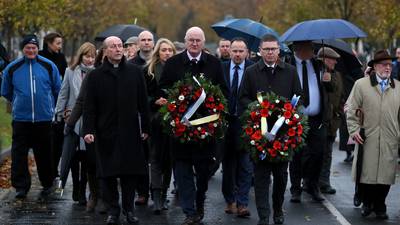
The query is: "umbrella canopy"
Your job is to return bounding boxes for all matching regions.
[280,19,367,42]
[313,39,353,55]
[95,24,147,42]
[211,18,289,52]
[58,133,79,195]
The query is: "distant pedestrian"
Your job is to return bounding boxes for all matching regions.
[124,36,138,60]
[1,34,61,200]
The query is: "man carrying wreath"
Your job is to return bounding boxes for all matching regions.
[239,34,302,225]
[158,26,228,225]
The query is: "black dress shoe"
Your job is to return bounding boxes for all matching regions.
[106,215,120,225]
[123,211,139,224]
[375,212,389,220]
[290,192,301,203]
[306,188,324,202]
[361,204,372,217]
[273,215,284,224]
[320,186,336,194]
[353,194,362,207]
[15,190,27,199]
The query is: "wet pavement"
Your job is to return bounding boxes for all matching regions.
[0,142,399,225]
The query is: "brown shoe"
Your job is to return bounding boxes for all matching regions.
[237,206,251,218]
[224,203,237,214]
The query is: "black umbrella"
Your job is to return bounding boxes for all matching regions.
[354,109,365,206]
[58,132,79,196]
[95,24,146,42]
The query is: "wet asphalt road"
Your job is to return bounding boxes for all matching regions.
[0,141,399,225]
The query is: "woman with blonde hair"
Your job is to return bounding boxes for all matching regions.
[55,42,96,209]
[144,38,176,214]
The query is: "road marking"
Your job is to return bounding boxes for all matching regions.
[322,196,352,225]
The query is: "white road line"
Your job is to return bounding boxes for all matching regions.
[322,196,352,225]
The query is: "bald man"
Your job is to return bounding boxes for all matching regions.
[130,30,154,67]
[158,26,228,225]
[83,36,150,225]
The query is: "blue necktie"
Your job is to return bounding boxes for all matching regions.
[380,80,386,92]
[229,65,240,115]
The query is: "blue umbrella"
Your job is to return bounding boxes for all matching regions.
[211,18,289,52]
[280,19,367,42]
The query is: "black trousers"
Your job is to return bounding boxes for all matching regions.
[254,162,288,221]
[136,141,149,199]
[360,183,390,213]
[11,121,54,191]
[289,116,326,193]
[102,175,138,217]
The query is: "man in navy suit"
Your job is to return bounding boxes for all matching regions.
[221,37,254,217]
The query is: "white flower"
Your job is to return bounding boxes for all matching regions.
[285,119,290,124]
[197,127,202,131]
[213,108,217,112]
[170,120,175,127]
[213,123,218,127]
[171,101,176,104]
[275,100,280,103]
[199,73,205,79]
[250,140,255,145]
[178,95,185,101]
[294,114,299,119]
[256,104,260,107]
[205,132,209,136]
[262,150,266,154]
[201,135,206,139]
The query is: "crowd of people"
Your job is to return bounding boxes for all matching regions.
[0,25,400,225]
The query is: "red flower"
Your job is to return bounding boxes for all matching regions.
[175,123,186,136]
[250,111,258,121]
[194,89,202,98]
[273,140,281,150]
[257,146,264,152]
[284,111,291,119]
[168,103,176,112]
[284,103,292,111]
[251,130,262,140]
[207,96,215,102]
[288,128,296,137]
[179,104,187,113]
[268,148,277,158]
[261,100,270,109]
[260,109,269,117]
[297,125,303,136]
[216,103,224,111]
[245,127,253,135]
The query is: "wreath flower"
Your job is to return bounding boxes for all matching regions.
[159,74,227,143]
[241,92,309,163]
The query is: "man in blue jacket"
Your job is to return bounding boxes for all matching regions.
[1,34,61,199]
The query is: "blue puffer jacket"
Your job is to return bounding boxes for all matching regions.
[1,55,61,122]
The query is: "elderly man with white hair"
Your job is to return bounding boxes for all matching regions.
[158,26,228,225]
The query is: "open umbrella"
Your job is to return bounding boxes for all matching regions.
[211,18,289,52]
[280,19,367,42]
[313,39,353,55]
[95,24,146,42]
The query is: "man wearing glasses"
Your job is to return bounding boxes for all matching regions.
[239,34,302,225]
[346,50,400,220]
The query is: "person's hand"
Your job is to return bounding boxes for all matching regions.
[63,109,71,121]
[351,132,364,144]
[84,134,95,143]
[63,124,74,135]
[322,72,331,82]
[155,97,167,106]
[141,133,149,140]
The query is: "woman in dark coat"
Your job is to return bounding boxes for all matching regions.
[144,38,176,214]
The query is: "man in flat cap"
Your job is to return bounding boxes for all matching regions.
[124,36,138,60]
[346,49,400,220]
[317,47,343,195]
[1,34,61,200]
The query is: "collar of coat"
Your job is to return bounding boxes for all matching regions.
[183,50,209,65]
[369,72,395,89]
[101,56,127,73]
[256,58,287,72]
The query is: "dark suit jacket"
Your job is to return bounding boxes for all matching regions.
[239,59,303,115]
[158,50,228,160]
[288,55,330,124]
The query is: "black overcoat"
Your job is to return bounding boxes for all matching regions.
[158,50,228,160]
[83,57,150,177]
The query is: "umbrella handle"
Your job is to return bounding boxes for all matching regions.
[355,108,364,126]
